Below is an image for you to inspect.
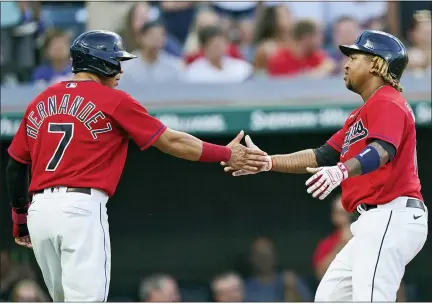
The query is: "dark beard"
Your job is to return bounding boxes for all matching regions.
[346,79,356,93]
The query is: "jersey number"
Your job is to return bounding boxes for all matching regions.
[46,123,74,171]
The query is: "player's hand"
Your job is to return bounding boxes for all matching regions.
[225,132,269,171]
[15,235,32,249]
[222,135,272,176]
[305,163,349,200]
[13,223,32,249]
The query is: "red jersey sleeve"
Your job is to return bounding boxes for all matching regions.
[366,100,406,151]
[112,96,167,150]
[326,128,345,153]
[8,116,32,164]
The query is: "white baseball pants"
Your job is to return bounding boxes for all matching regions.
[27,187,110,302]
[315,196,428,302]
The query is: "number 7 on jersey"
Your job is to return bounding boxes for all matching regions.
[46,123,74,171]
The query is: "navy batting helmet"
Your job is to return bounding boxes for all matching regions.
[70,30,136,78]
[339,30,408,80]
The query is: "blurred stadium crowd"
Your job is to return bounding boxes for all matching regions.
[0,1,431,302]
[0,1,431,86]
[0,195,413,302]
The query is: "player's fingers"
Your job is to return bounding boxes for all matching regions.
[246,148,267,156]
[306,167,321,174]
[307,176,326,194]
[245,135,258,149]
[15,238,31,248]
[245,160,267,168]
[233,170,254,176]
[306,172,322,187]
[228,130,244,145]
[224,166,235,172]
[312,183,329,198]
[246,154,270,162]
[241,165,259,171]
[319,188,332,200]
[220,161,227,166]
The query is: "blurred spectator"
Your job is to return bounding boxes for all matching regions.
[0,250,18,300]
[312,195,352,280]
[406,10,432,75]
[122,20,182,84]
[138,274,180,302]
[118,2,152,51]
[328,16,361,75]
[118,2,183,57]
[244,237,313,302]
[158,1,196,45]
[253,5,293,72]
[9,280,48,302]
[183,9,243,65]
[0,1,39,84]
[210,2,257,21]
[183,26,252,83]
[211,272,244,302]
[0,250,37,301]
[32,29,72,85]
[267,20,335,78]
[238,18,256,62]
[326,1,387,29]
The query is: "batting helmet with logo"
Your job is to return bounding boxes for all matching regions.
[70,30,136,78]
[339,30,408,80]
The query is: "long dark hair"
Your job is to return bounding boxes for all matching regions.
[254,6,278,45]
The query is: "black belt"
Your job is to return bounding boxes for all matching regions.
[34,187,91,195]
[356,199,425,216]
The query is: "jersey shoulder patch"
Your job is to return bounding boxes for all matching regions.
[341,119,368,156]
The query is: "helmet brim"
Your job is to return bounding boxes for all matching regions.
[116,51,137,61]
[339,44,375,57]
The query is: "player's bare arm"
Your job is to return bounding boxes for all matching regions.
[153,128,270,171]
[222,135,337,176]
[5,157,32,248]
[270,150,318,174]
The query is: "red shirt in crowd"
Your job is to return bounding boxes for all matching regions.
[267,48,327,76]
[312,230,341,269]
[184,43,243,65]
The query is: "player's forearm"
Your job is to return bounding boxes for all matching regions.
[270,149,318,174]
[154,129,230,162]
[6,158,29,209]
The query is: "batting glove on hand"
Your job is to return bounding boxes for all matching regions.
[305,163,349,200]
[221,135,272,176]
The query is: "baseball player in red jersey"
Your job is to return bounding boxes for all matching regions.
[5,30,269,302]
[223,30,428,301]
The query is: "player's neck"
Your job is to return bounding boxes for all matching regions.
[359,79,386,103]
[72,73,101,84]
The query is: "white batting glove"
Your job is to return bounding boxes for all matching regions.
[305,163,349,200]
[223,135,272,176]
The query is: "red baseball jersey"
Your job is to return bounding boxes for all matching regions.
[8,80,167,197]
[327,85,423,212]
